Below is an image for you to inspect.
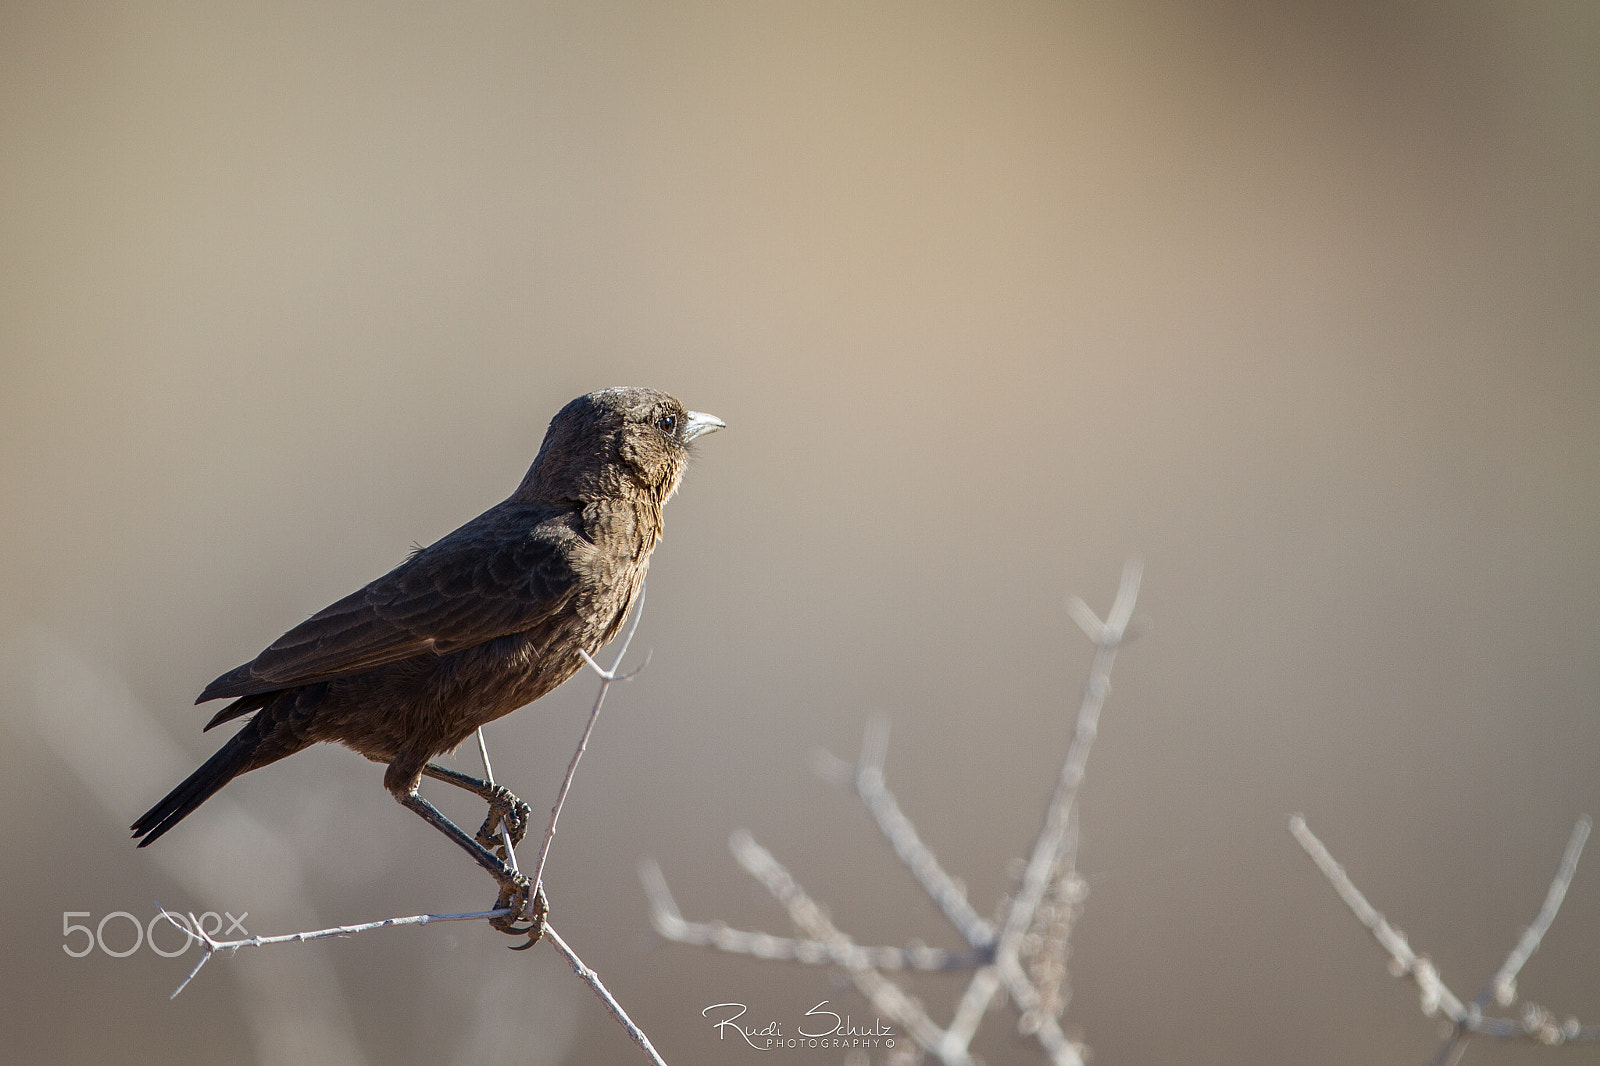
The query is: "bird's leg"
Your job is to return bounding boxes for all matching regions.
[395,787,516,879]
[420,763,531,856]
[394,788,546,943]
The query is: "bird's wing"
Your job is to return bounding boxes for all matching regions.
[197,502,581,703]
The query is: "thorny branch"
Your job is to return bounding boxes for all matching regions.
[154,590,669,1066]
[643,560,1144,1065]
[1291,813,1599,1060]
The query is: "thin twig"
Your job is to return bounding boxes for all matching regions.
[530,585,649,895]
[1289,814,1468,1020]
[155,901,517,998]
[641,859,983,970]
[472,593,668,1062]
[814,717,997,950]
[475,728,498,786]
[1484,815,1591,1009]
[546,922,670,1066]
[474,727,521,872]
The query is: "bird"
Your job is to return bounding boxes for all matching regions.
[131,386,723,939]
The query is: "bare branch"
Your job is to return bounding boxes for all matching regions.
[1288,813,1466,1021]
[642,563,1138,1066]
[847,566,1137,1065]
[941,559,1141,1064]
[1291,814,1599,1048]
[1432,814,1593,1066]
[1010,558,1141,942]
[474,726,522,870]
[641,860,983,971]
[1484,814,1591,1010]
[730,829,967,1065]
[545,923,670,1066]
[530,584,649,895]
[156,901,518,998]
[943,964,1003,1058]
[814,716,997,950]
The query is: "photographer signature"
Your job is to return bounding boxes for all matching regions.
[703,1001,894,1050]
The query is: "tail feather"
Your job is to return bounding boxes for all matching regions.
[203,691,270,732]
[131,722,263,846]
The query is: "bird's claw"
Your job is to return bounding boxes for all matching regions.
[475,785,532,857]
[489,874,547,948]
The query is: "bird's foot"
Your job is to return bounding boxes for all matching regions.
[475,785,532,857]
[490,873,548,949]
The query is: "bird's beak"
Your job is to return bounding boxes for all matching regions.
[683,411,726,441]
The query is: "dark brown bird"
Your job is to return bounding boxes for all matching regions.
[132,386,722,934]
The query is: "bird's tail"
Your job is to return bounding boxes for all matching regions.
[131,716,272,847]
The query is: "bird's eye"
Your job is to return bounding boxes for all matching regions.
[656,414,677,435]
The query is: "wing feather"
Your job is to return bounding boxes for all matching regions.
[196,501,581,703]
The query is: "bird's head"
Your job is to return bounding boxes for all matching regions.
[517,387,724,506]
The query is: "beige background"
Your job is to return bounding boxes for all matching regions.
[2,2,1597,1063]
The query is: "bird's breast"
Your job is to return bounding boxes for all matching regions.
[476,554,647,715]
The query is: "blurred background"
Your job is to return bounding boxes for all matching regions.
[2,2,1597,1063]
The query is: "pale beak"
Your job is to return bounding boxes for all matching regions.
[683,411,726,441]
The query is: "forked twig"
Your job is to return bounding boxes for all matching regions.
[155,901,517,999]
[1431,815,1593,1066]
[1291,813,1599,1058]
